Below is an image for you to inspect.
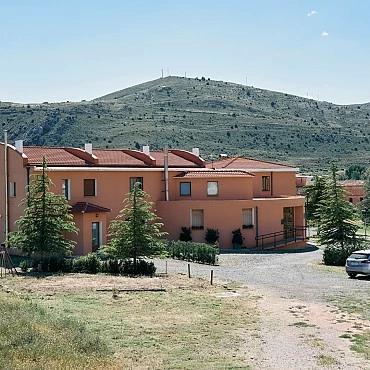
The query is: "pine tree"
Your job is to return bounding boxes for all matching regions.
[360,175,370,224]
[304,175,329,225]
[9,156,78,256]
[317,165,359,248]
[102,183,167,267]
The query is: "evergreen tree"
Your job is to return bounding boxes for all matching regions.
[360,176,370,224]
[304,175,329,225]
[316,165,360,264]
[102,183,167,267]
[9,156,78,256]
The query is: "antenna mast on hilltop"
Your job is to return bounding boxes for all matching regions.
[161,69,163,78]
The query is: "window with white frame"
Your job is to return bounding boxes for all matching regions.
[207,181,219,196]
[242,208,254,229]
[84,179,96,196]
[10,182,16,197]
[191,209,204,229]
[62,179,71,200]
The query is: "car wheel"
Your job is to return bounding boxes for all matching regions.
[348,273,357,278]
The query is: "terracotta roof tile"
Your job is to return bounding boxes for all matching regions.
[92,149,145,166]
[150,151,202,167]
[71,202,111,213]
[24,147,87,166]
[207,156,296,170]
[173,170,255,179]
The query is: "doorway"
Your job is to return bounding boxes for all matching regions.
[283,207,294,239]
[92,222,101,252]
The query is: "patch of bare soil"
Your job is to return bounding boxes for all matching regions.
[247,287,367,370]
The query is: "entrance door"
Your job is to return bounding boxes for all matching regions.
[283,207,294,239]
[92,222,100,252]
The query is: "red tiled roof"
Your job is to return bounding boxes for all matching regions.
[150,151,203,167]
[92,149,145,166]
[173,170,255,179]
[24,147,88,166]
[206,156,296,170]
[71,202,111,213]
[22,146,204,168]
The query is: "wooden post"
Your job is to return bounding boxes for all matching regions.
[187,263,191,278]
[210,270,213,285]
[165,260,168,275]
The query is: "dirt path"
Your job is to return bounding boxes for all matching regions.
[154,250,370,369]
[248,287,366,370]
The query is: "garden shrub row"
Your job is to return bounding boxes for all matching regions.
[30,254,156,276]
[168,241,218,265]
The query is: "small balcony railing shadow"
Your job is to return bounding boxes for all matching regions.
[256,226,307,250]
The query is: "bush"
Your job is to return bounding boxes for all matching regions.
[31,256,73,273]
[205,228,219,244]
[232,228,243,246]
[168,241,218,265]
[19,260,29,272]
[179,227,192,242]
[323,242,364,266]
[120,259,156,276]
[72,254,101,274]
[100,258,121,274]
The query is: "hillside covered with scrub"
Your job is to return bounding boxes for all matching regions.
[1,76,370,172]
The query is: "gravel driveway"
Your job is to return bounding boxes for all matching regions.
[154,246,370,369]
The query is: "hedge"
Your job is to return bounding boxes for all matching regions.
[168,241,218,265]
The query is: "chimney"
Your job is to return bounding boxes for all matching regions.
[85,143,93,154]
[15,140,23,153]
[143,145,150,155]
[192,148,200,157]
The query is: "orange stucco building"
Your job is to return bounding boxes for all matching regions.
[0,141,306,254]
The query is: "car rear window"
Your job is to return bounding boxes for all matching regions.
[349,253,369,259]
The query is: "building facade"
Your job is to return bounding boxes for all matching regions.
[0,141,306,255]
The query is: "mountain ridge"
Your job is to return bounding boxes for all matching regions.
[1,76,369,172]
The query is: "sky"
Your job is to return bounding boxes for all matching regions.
[1,0,369,105]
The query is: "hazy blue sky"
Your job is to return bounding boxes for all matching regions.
[1,0,369,104]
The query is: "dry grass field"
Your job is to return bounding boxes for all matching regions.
[0,273,260,369]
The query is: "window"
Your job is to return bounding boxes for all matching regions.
[242,208,254,229]
[10,182,16,197]
[207,181,219,196]
[349,197,353,203]
[191,209,204,229]
[262,176,270,191]
[360,197,364,202]
[84,179,96,196]
[62,179,71,200]
[180,182,191,196]
[130,177,143,191]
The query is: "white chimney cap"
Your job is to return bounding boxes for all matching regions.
[192,148,200,157]
[85,143,93,154]
[15,140,24,154]
[143,145,150,155]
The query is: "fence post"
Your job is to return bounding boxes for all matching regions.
[188,263,191,278]
[210,270,213,285]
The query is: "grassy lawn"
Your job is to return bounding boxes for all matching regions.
[1,273,259,369]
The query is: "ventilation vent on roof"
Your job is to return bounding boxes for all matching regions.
[143,145,150,155]
[15,140,23,154]
[85,143,93,154]
[192,148,200,157]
